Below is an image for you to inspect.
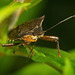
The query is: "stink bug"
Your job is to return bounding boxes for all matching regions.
[2,15,75,57]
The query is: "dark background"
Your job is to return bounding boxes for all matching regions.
[17,0,75,51]
[33,0,75,51]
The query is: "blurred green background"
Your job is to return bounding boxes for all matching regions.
[0,0,75,75]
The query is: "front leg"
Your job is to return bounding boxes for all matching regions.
[40,36,61,57]
[2,43,20,47]
[22,42,34,57]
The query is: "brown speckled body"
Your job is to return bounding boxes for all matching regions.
[8,16,45,42]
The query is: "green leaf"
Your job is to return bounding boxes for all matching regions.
[27,0,42,8]
[63,58,74,75]
[12,63,60,75]
[30,46,75,73]
[68,49,75,56]
[0,0,12,8]
[0,55,33,75]
[0,2,31,24]
[11,46,75,73]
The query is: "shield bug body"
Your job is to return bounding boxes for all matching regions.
[2,15,75,57]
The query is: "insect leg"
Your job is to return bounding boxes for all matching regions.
[2,43,22,54]
[2,43,20,47]
[40,36,61,57]
[22,42,34,56]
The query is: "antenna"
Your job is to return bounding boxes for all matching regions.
[44,15,75,33]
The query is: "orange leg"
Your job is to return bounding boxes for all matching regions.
[22,42,34,57]
[40,36,61,57]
